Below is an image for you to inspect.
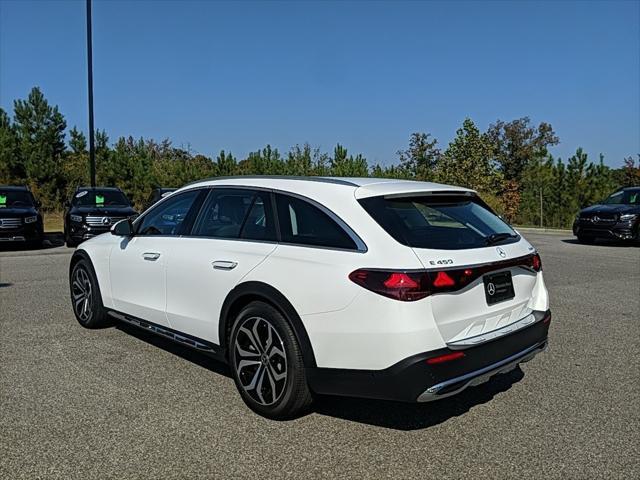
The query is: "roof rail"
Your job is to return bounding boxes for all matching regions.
[184,175,359,188]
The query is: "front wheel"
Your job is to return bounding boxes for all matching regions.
[229,301,312,420]
[70,259,110,328]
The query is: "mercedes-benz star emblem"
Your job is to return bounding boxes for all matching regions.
[496,247,507,258]
[102,217,111,226]
[487,282,496,296]
[592,215,600,223]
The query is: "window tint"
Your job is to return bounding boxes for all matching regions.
[359,195,518,250]
[136,190,200,236]
[0,190,34,207]
[275,194,357,250]
[192,189,276,241]
[72,189,130,207]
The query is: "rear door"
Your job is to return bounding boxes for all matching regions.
[164,188,277,343]
[359,194,541,345]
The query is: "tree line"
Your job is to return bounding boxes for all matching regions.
[1,87,639,227]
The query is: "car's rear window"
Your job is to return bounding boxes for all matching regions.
[359,195,518,250]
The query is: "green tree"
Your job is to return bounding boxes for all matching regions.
[330,144,368,177]
[0,108,19,183]
[436,118,501,194]
[396,132,440,180]
[12,87,67,205]
[487,117,558,183]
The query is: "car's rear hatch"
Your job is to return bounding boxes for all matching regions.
[357,187,542,347]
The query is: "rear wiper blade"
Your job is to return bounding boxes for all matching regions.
[485,232,518,245]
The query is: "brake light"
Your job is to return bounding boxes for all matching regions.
[426,351,465,365]
[433,271,455,287]
[349,253,541,302]
[532,253,542,272]
[349,269,430,301]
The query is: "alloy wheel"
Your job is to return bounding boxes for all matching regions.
[234,316,288,406]
[72,266,93,322]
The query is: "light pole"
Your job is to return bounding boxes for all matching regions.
[86,0,96,187]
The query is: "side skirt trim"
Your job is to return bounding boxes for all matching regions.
[107,310,226,361]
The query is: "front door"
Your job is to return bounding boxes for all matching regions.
[109,189,204,325]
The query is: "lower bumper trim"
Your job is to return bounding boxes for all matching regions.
[417,341,547,402]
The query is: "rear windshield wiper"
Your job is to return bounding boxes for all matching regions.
[485,232,518,246]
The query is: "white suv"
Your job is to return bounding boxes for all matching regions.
[69,176,551,419]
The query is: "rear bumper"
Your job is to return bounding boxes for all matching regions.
[307,310,551,402]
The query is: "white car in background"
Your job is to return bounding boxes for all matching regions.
[69,176,551,419]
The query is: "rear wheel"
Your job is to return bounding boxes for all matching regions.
[229,301,312,419]
[70,259,110,328]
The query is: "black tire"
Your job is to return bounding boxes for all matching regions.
[65,231,79,248]
[69,259,110,328]
[229,301,312,420]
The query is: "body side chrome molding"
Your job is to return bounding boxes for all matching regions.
[107,310,225,358]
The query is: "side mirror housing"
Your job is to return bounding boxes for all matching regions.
[111,218,134,237]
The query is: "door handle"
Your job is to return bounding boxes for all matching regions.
[212,260,238,270]
[142,252,161,261]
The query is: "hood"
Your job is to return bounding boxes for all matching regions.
[0,206,39,217]
[70,205,138,216]
[580,204,640,215]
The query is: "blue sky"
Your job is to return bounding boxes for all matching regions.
[1,0,638,167]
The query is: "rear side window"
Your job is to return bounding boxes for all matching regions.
[275,194,357,250]
[191,189,276,241]
[359,195,518,250]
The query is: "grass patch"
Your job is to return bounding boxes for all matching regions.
[44,211,64,233]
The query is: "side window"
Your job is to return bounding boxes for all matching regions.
[275,194,357,250]
[192,189,276,241]
[136,190,200,236]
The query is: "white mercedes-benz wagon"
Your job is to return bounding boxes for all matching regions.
[69,176,551,419]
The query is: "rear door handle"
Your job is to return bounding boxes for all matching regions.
[212,260,238,270]
[142,252,161,261]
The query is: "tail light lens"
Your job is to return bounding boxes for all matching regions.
[531,253,542,272]
[349,253,542,302]
[349,270,430,301]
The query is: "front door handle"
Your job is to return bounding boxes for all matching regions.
[212,260,238,270]
[142,252,161,261]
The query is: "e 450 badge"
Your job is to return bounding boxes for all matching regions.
[429,259,454,266]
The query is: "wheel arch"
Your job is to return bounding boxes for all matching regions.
[219,281,317,368]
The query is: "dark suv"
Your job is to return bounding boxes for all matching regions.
[64,187,138,247]
[573,186,640,244]
[0,185,44,247]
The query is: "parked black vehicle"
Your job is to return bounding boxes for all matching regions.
[64,187,138,247]
[573,186,640,244]
[143,187,177,211]
[0,185,44,247]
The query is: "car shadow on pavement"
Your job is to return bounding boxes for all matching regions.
[117,320,525,431]
[313,368,525,430]
[115,322,231,377]
[0,282,13,288]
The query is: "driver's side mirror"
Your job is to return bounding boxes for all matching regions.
[111,218,134,237]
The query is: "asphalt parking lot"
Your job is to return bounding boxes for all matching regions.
[1,233,638,479]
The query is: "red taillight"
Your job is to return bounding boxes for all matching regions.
[349,269,430,301]
[433,271,455,287]
[532,253,542,272]
[383,272,419,289]
[426,351,465,365]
